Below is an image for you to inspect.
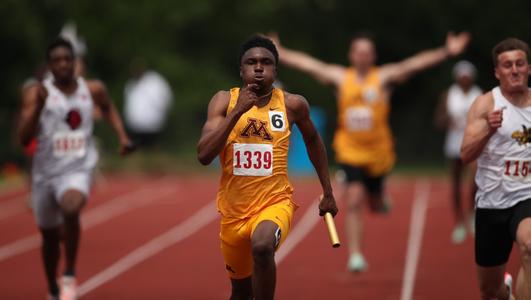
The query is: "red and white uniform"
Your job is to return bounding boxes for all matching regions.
[31,77,98,228]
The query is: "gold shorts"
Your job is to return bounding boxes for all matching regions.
[220,199,296,279]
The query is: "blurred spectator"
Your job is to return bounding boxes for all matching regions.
[59,22,88,77]
[59,22,105,121]
[124,58,173,147]
[435,60,482,244]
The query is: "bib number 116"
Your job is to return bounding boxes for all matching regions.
[504,160,530,178]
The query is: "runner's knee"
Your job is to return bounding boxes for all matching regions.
[40,227,60,245]
[60,190,86,217]
[230,277,252,300]
[230,289,253,300]
[367,193,384,211]
[252,240,275,266]
[347,201,363,212]
[519,239,531,257]
[516,220,531,262]
[346,183,365,211]
[251,221,278,265]
[517,233,531,265]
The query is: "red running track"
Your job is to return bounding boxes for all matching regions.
[0,174,521,299]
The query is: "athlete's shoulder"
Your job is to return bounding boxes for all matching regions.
[86,79,113,103]
[211,90,231,104]
[208,90,232,115]
[24,82,48,100]
[283,91,310,122]
[85,78,106,93]
[471,91,494,117]
[475,91,494,105]
[212,89,231,99]
[38,82,48,99]
[283,90,309,111]
[339,67,355,80]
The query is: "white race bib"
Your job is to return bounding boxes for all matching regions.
[269,111,286,132]
[345,107,373,131]
[233,143,273,176]
[53,131,86,158]
[503,158,531,183]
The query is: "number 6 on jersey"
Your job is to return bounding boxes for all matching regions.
[269,111,286,132]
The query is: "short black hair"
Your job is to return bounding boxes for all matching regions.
[492,38,529,66]
[238,35,279,66]
[46,37,75,61]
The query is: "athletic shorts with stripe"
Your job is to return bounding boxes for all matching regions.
[220,199,296,279]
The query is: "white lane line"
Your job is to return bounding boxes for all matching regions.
[276,199,320,264]
[78,201,218,296]
[0,182,176,262]
[400,180,431,300]
[0,194,29,221]
[0,178,156,221]
[0,177,169,221]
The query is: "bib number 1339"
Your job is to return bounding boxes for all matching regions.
[233,143,273,176]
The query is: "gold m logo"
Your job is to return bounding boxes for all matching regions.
[512,125,531,145]
[240,118,272,141]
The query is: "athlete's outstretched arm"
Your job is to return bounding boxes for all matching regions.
[197,85,260,165]
[268,33,345,87]
[287,93,338,216]
[88,80,133,155]
[379,31,470,86]
[461,93,502,164]
[18,84,47,146]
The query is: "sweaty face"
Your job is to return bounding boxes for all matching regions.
[240,47,277,92]
[348,38,376,72]
[495,50,530,93]
[48,46,75,83]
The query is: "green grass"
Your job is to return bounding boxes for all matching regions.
[99,150,449,178]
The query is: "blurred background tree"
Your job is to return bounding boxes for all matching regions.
[1,0,529,172]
